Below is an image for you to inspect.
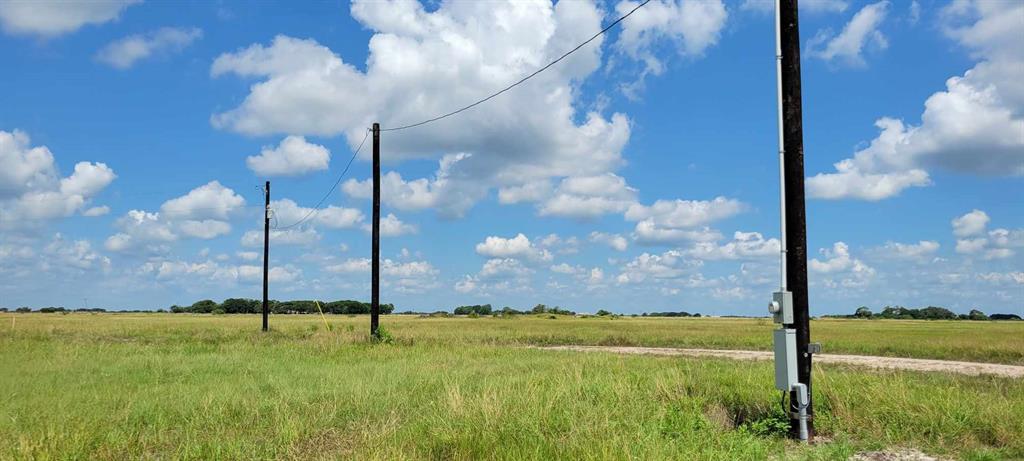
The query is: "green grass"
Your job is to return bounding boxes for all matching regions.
[1,313,1022,460]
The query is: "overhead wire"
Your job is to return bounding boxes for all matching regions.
[379,0,652,132]
[16,1,651,228]
[274,127,372,230]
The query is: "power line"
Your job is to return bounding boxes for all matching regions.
[275,128,371,230]
[379,0,652,132]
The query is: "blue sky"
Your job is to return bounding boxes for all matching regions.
[0,0,1021,315]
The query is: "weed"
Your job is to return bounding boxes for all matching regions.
[739,413,790,438]
[372,326,395,344]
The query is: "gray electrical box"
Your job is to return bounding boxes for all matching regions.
[773,328,798,391]
[769,291,793,324]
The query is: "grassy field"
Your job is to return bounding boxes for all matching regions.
[1,313,1022,460]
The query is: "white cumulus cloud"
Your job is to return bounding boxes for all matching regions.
[160,180,245,220]
[952,209,989,237]
[246,136,330,177]
[271,198,362,229]
[0,130,115,230]
[807,1,1024,200]
[807,1,890,67]
[683,231,781,260]
[613,0,727,97]
[475,233,553,263]
[949,210,1021,259]
[96,27,202,69]
[362,213,417,237]
[589,231,628,251]
[210,0,667,217]
[809,241,875,288]
[615,249,701,284]
[0,0,138,37]
[539,174,638,218]
[241,227,319,247]
[625,196,744,245]
[875,240,940,261]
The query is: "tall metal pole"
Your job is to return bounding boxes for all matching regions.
[780,0,814,439]
[371,123,381,338]
[262,180,270,332]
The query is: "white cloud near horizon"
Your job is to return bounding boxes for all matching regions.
[105,182,246,252]
[951,209,1021,260]
[683,231,781,260]
[809,241,875,288]
[874,240,940,261]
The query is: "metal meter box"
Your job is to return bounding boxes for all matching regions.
[769,291,793,324]
[773,328,798,391]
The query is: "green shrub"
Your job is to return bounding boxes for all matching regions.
[372,327,395,344]
[738,413,789,438]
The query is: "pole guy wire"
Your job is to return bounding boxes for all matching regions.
[379,0,652,132]
[275,127,371,230]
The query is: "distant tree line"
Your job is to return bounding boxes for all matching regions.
[169,299,395,315]
[454,304,577,316]
[830,305,1021,321]
[529,304,575,315]
[453,304,493,315]
[642,311,702,318]
[440,306,706,318]
[437,304,579,316]
[3,300,397,315]
[3,307,157,313]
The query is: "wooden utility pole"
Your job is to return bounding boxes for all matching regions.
[371,123,381,338]
[262,180,270,332]
[780,0,814,439]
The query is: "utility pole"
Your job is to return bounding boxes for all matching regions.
[779,0,814,440]
[262,180,270,332]
[371,123,381,339]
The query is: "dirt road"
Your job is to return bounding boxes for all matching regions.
[538,345,1024,378]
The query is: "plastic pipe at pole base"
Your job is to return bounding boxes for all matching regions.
[792,382,809,442]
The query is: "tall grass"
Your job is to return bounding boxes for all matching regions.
[1,314,1021,460]
[10,313,1020,363]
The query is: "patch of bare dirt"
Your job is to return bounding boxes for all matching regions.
[537,345,1024,378]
